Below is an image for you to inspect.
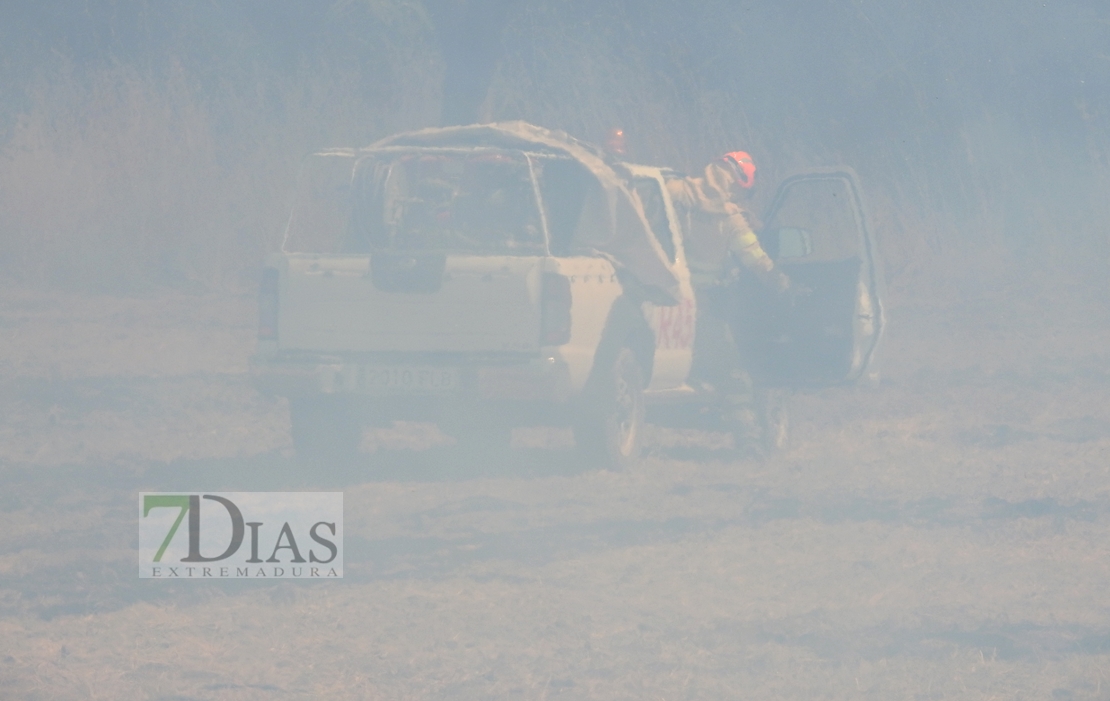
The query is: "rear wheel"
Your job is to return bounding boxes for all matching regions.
[289,396,362,466]
[574,347,645,470]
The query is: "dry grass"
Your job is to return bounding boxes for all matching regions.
[0,280,1109,699]
[0,64,236,290]
[0,45,440,294]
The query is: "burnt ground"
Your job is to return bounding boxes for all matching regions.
[1,279,1109,700]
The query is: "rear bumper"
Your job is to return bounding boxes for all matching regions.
[250,353,575,403]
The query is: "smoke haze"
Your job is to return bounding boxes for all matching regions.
[1,0,1107,294]
[2,3,1110,699]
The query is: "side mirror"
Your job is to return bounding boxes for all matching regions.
[765,227,812,260]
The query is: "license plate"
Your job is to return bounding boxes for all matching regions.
[359,365,458,393]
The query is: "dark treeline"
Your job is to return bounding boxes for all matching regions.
[1,0,1107,294]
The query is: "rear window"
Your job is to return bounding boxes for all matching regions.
[284,150,547,255]
[348,151,545,255]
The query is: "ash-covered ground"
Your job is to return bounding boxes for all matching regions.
[1,278,1109,700]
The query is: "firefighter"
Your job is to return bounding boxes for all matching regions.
[666,151,794,448]
[666,151,788,292]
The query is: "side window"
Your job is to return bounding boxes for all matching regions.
[537,158,593,256]
[630,177,676,264]
[763,177,862,262]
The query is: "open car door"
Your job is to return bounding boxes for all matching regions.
[732,168,884,387]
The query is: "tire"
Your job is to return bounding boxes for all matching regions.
[288,396,362,466]
[574,347,646,470]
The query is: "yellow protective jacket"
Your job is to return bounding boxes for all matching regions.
[666,162,787,291]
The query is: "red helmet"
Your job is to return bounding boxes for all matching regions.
[720,150,756,189]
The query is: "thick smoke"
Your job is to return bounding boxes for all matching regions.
[1,0,1107,295]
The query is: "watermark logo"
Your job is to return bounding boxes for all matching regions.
[140,492,342,579]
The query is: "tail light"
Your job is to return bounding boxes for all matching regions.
[258,267,279,341]
[541,272,572,346]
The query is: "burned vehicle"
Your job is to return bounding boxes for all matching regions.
[252,122,884,467]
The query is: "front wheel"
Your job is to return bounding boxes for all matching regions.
[573,347,646,470]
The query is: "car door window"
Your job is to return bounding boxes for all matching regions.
[630,177,677,264]
[763,178,861,262]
